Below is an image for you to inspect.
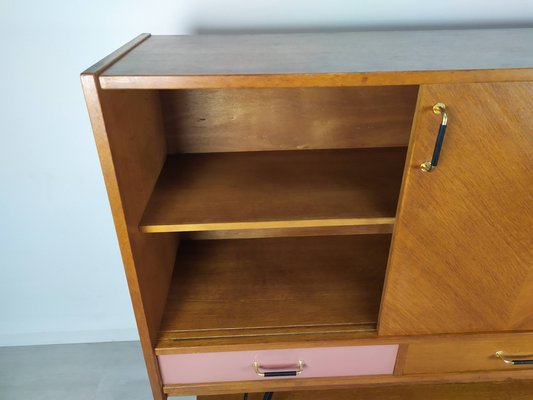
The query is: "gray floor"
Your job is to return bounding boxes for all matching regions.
[0,341,194,400]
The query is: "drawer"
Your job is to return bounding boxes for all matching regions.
[158,344,399,384]
[404,335,533,374]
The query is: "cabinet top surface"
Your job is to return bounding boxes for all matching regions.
[91,28,533,88]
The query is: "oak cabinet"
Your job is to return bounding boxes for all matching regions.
[82,29,533,400]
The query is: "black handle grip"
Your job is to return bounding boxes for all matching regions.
[420,103,448,172]
[510,359,533,365]
[430,123,447,167]
[263,371,298,377]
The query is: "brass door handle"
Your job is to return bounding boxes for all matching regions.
[495,351,533,365]
[252,360,305,377]
[420,103,448,172]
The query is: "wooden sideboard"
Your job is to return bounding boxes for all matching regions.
[81,28,533,400]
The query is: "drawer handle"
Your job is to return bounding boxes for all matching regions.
[495,351,533,365]
[252,360,305,377]
[420,102,448,172]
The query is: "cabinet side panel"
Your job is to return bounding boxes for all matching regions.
[82,76,177,400]
[97,87,178,342]
[379,82,533,335]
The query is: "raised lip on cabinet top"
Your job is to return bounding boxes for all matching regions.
[82,28,533,89]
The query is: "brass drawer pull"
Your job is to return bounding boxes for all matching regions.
[421,102,448,172]
[495,351,533,365]
[253,360,305,377]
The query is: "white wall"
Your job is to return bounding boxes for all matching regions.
[0,0,532,347]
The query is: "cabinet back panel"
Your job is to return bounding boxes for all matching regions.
[160,86,418,153]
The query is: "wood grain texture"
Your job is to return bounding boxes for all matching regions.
[84,87,179,342]
[158,235,390,340]
[81,70,176,399]
[379,82,533,336]
[165,369,533,396]
[140,148,406,233]
[155,331,533,356]
[157,326,377,355]
[183,224,394,240]
[156,330,380,356]
[393,344,409,376]
[99,29,533,89]
[404,334,533,375]
[198,380,533,400]
[100,69,533,90]
[160,86,417,153]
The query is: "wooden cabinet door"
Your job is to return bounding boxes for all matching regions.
[379,82,533,336]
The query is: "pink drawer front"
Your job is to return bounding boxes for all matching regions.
[158,344,399,384]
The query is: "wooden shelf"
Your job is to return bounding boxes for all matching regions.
[140,148,405,233]
[156,234,390,352]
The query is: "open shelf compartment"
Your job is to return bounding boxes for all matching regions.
[156,234,391,353]
[140,147,406,233]
[137,85,417,236]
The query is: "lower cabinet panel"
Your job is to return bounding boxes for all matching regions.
[158,345,399,384]
[197,380,533,400]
